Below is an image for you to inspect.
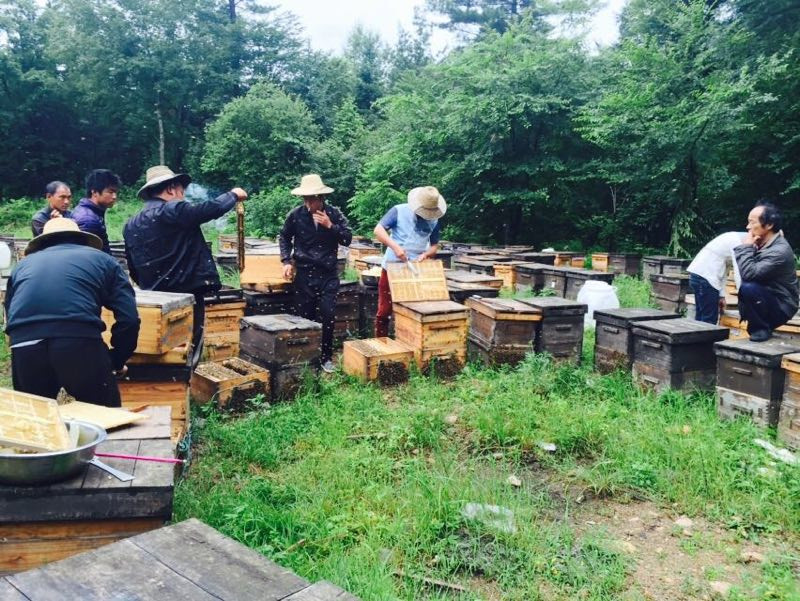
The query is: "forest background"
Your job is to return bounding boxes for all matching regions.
[1,0,799,256]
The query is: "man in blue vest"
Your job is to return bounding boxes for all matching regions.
[373,186,446,337]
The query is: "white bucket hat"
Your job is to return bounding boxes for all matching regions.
[26,218,103,255]
[137,165,192,199]
[408,186,446,220]
[291,174,334,197]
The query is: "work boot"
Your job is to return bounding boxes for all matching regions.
[321,359,336,374]
[749,329,771,342]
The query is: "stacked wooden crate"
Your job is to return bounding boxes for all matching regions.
[334,280,360,343]
[715,339,800,427]
[551,251,581,267]
[594,308,680,374]
[239,314,321,400]
[243,288,293,317]
[570,256,586,268]
[447,281,500,304]
[631,318,729,393]
[779,353,800,449]
[239,251,291,293]
[518,297,588,364]
[353,254,383,273]
[510,251,555,265]
[388,260,469,375]
[564,269,615,300]
[492,261,524,291]
[445,270,503,291]
[649,273,691,314]
[466,297,540,366]
[607,254,641,276]
[359,278,381,337]
[191,357,270,410]
[342,337,415,384]
[202,288,245,360]
[347,242,381,271]
[642,255,691,280]
[103,290,194,444]
[591,253,609,272]
[540,266,571,297]
[514,263,550,293]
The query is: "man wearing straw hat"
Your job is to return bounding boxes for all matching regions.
[373,186,446,338]
[4,219,139,407]
[123,165,248,367]
[279,174,352,373]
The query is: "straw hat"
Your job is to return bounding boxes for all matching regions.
[408,186,446,220]
[291,174,334,197]
[26,218,103,255]
[137,165,192,199]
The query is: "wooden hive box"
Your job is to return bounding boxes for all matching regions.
[649,273,691,314]
[466,297,540,349]
[514,262,550,292]
[492,262,522,291]
[541,266,570,297]
[393,301,469,372]
[460,256,497,275]
[102,290,194,356]
[642,255,691,280]
[342,337,414,384]
[386,260,450,301]
[118,364,191,444]
[564,269,615,300]
[631,318,729,393]
[779,353,800,449]
[570,256,586,268]
[347,242,381,271]
[447,281,500,304]
[359,282,381,337]
[202,288,245,361]
[608,253,641,277]
[238,252,285,286]
[243,288,293,317]
[445,270,503,290]
[354,254,383,272]
[239,350,317,401]
[335,280,361,344]
[467,336,528,367]
[714,338,800,428]
[591,253,609,272]
[552,251,580,267]
[240,314,321,368]
[518,297,588,364]
[191,357,270,410]
[594,308,681,374]
[128,345,190,367]
[433,249,453,268]
[510,252,556,265]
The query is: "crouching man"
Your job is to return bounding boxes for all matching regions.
[734,202,799,342]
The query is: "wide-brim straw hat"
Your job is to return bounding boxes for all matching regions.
[291,174,334,197]
[408,186,446,220]
[137,165,192,199]
[26,218,103,255]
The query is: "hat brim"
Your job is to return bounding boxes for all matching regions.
[408,188,447,220]
[138,173,192,199]
[26,230,104,255]
[291,184,334,197]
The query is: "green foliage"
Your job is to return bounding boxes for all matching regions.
[201,83,319,191]
[246,186,300,238]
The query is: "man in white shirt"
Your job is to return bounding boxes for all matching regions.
[687,232,745,324]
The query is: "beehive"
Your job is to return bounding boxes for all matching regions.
[552,251,580,267]
[102,290,194,356]
[591,253,609,272]
[239,314,321,367]
[540,266,570,297]
[518,297,588,364]
[191,357,270,410]
[393,301,469,372]
[466,297,539,367]
[649,273,691,314]
[779,353,800,449]
[347,242,381,271]
[342,337,414,384]
[202,288,245,361]
[570,256,586,268]
[607,254,641,277]
[642,255,691,280]
[594,308,680,374]
[238,252,286,287]
[514,263,550,293]
[564,269,615,301]
[447,281,500,304]
[445,270,503,290]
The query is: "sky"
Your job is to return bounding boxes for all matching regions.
[268,0,628,55]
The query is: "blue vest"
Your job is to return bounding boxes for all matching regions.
[382,203,438,268]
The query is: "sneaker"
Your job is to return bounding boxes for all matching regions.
[321,360,336,374]
[749,329,771,342]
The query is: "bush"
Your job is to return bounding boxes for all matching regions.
[246,186,301,238]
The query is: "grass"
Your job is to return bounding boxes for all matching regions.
[175,345,800,599]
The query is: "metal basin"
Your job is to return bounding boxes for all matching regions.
[0,420,107,486]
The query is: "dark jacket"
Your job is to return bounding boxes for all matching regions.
[72,198,110,254]
[279,203,352,273]
[735,235,799,319]
[31,206,73,237]
[4,242,140,370]
[123,191,237,293]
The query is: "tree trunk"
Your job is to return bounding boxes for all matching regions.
[228,0,236,22]
[155,103,165,165]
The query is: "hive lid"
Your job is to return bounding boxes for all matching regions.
[445,270,503,285]
[386,259,450,302]
[564,269,614,280]
[631,318,729,344]
[344,337,413,357]
[134,289,195,313]
[594,307,680,328]
[241,314,321,332]
[649,273,690,284]
[465,297,542,321]
[514,262,551,274]
[517,296,588,315]
[714,338,800,367]
[394,299,469,316]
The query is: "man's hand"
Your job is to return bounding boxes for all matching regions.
[50,209,62,219]
[283,263,295,281]
[312,210,332,229]
[393,246,408,262]
[114,365,128,378]
[742,232,762,247]
[231,187,248,201]
[416,253,428,262]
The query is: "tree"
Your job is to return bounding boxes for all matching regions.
[344,26,388,116]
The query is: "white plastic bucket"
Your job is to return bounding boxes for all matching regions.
[577,280,620,327]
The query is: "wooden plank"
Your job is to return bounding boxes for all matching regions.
[131,519,309,601]
[6,538,219,600]
[106,406,171,441]
[283,581,361,601]
[0,579,27,600]
[386,260,449,302]
[132,439,175,487]
[82,439,139,490]
[57,401,145,431]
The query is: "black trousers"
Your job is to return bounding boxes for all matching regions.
[11,337,121,407]
[293,267,339,363]
[738,281,791,334]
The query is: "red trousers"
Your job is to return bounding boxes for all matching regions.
[375,268,393,337]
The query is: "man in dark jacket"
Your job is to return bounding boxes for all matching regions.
[279,174,352,373]
[31,181,73,236]
[123,165,247,367]
[734,202,799,342]
[4,219,139,406]
[72,169,121,254]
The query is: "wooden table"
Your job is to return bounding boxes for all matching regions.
[0,519,359,600]
[0,407,174,575]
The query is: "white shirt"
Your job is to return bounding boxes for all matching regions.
[687,232,745,295]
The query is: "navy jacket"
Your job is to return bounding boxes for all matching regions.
[4,243,140,370]
[31,206,73,237]
[279,204,352,273]
[72,198,111,254]
[123,192,237,293]
[735,235,799,319]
